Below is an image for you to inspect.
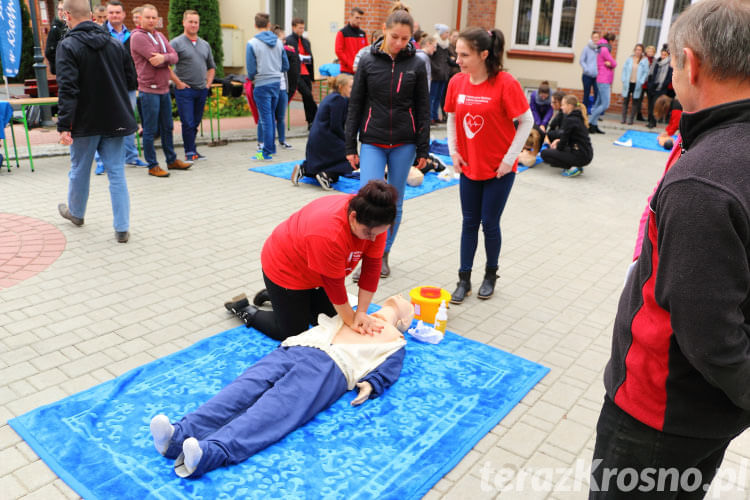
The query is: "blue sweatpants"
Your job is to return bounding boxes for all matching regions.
[163,346,347,477]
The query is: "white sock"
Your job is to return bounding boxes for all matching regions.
[150,414,174,456]
[182,437,203,475]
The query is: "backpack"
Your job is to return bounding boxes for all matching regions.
[25,105,42,128]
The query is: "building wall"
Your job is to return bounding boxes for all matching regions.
[467,0,497,30]
[494,0,599,93]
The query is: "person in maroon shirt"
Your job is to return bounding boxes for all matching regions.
[224,180,398,341]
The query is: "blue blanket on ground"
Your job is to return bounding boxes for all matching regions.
[614,130,675,152]
[250,161,459,199]
[9,324,548,500]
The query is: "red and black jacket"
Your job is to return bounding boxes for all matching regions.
[344,39,430,159]
[604,98,750,439]
[335,24,368,74]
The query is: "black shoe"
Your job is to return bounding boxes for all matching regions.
[253,289,271,307]
[316,172,333,191]
[450,271,472,304]
[58,203,84,226]
[636,114,645,122]
[477,267,498,299]
[428,153,447,172]
[588,124,597,134]
[115,231,129,243]
[647,122,656,129]
[291,164,303,185]
[235,304,259,327]
[224,293,249,313]
[595,125,605,134]
[380,252,390,278]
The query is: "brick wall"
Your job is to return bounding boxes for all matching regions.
[344,0,395,38]
[466,0,497,30]
[593,0,624,58]
[120,0,172,34]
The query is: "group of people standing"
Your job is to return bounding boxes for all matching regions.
[53,0,217,243]
[581,30,675,133]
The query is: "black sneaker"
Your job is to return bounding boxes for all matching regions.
[428,153,447,172]
[316,172,333,190]
[253,289,271,307]
[224,293,250,313]
[291,164,303,186]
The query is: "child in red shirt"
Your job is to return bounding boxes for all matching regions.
[444,27,532,304]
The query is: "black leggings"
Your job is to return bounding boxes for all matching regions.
[251,271,337,341]
[540,147,592,169]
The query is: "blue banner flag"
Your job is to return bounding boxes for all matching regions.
[0,0,22,78]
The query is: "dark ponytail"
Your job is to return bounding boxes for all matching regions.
[459,27,505,77]
[348,180,398,227]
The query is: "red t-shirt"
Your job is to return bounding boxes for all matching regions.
[444,71,529,180]
[261,194,386,292]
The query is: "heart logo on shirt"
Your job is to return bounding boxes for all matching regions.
[463,114,484,139]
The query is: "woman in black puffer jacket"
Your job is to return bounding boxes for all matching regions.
[541,94,593,177]
[345,5,430,278]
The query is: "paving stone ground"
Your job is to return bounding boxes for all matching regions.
[1,120,748,499]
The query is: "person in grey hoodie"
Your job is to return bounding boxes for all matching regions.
[579,31,599,113]
[246,12,289,160]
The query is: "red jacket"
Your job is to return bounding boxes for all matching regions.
[335,24,367,73]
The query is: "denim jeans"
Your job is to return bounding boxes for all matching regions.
[258,86,288,145]
[581,74,599,114]
[359,143,416,252]
[68,135,129,231]
[590,82,611,126]
[140,91,176,167]
[254,82,280,157]
[590,396,734,499]
[430,80,448,120]
[458,172,515,272]
[174,87,209,156]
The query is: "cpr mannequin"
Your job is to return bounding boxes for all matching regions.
[150,295,414,478]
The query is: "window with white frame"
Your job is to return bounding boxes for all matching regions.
[512,0,578,51]
[268,0,309,33]
[639,0,693,52]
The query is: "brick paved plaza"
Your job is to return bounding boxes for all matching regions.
[1,122,748,498]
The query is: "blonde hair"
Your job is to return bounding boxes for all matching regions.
[421,34,436,46]
[328,73,353,94]
[388,1,411,15]
[563,94,589,127]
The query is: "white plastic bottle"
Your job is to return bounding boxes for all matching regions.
[434,300,448,334]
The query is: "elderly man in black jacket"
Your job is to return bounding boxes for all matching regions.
[44,0,67,75]
[591,0,750,497]
[55,0,137,243]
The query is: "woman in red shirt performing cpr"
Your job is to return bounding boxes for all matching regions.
[224,180,398,340]
[444,28,532,304]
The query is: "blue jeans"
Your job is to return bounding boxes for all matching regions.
[581,74,599,114]
[458,173,515,272]
[254,82,280,157]
[140,91,176,167]
[68,135,129,231]
[174,87,209,156]
[590,82,611,126]
[429,80,447,121]
[590,397,734,498]
[359,143,416,252]
[163,347,347,477]
[257,86,288,145]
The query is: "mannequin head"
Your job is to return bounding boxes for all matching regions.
[375,294,415,332]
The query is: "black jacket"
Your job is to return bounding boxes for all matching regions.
[345,39,430,158]
[45,18,68,75]
[55,21,137,137]
[430,44,451,81]
[285,33,314,77]
[283,45,301,100]
[549,108,592,162]
[605,99,750,438]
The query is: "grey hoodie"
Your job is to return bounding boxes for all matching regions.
[579,39,599,77]
[246,30,289,88]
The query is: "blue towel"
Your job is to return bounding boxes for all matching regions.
[614,130,675,152]
[250,161,459,200]
[9,324,548,500]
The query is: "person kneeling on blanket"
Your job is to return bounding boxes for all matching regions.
[150,295,413,478]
